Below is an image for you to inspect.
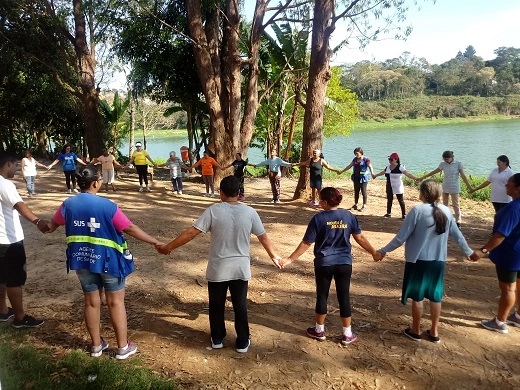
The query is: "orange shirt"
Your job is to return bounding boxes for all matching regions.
[194,157,218,175]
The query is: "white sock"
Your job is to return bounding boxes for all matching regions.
[315,323,325,333]
[496,318,506,326]
[343,326,352,337]
[120,343,129,351]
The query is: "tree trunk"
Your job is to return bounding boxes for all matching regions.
[72,0,103,158]
[186,0,267,182]
[294,0,335,199]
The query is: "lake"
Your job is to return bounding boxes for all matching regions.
[124,119,520,177]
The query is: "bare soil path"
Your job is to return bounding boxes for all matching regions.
[11,168,520,389]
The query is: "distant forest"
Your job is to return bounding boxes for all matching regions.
[337,46,520,120]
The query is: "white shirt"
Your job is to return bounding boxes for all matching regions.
[0,176,25,244]
[22,157,37,177]
[488,167,514,203]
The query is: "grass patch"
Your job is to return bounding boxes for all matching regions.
[0,326,179,390]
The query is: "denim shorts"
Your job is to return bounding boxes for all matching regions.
[75,268,125,293]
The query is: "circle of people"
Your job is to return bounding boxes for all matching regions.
[1,145,518,359]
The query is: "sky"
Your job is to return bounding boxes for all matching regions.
[245,0,520,66]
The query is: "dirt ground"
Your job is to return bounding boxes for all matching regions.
[9,166,520,389]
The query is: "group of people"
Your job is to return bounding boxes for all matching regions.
[2,145,519,360]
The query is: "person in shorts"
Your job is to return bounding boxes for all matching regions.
[47,166,163,359]
[0,152,48,328]
[473,174,520,334]
[93,148,123,192]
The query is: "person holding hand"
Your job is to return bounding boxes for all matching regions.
[419,151,472,227]
[47,144,87,193]
[373,152,420,220]
[338,147,375,212]
[47,166,163,359]
[293,149,339,207]
[192,151,220,197]
[0,152,48,328]
[125,141,157,192]
[280,187,376,346]
[472,173,520,334]
[374,180,476,343]
[156,176,281,353]
[21,150,47,196]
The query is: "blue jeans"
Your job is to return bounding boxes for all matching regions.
[25,176,35,194]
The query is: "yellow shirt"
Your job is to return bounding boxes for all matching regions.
[132,150,149,165]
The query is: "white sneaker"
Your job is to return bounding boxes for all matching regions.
[236,339,251,353]
[67,189,72,194]
[204,193,210,197]
[145,187,151,192]
[210,193,215,198]
[139,187,144,192]
[178,190,183,195]
[173,190,178,194]
[73,189,79,193]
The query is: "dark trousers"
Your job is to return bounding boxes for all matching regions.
[314,264,352,318]
[387,192,406,217]
[353,181,368,205]
[268,174,281,201]
[492,202,508,213]
[171,177,183,192]
[208,280,249,348]
[64,170,76,190]
[136,165,148,186]
[236,175,245,196]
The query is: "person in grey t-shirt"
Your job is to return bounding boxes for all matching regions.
[157,176,282,353]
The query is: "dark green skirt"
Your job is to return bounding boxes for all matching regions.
[401,260,445,304]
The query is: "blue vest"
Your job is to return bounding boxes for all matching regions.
[62,193,133,278]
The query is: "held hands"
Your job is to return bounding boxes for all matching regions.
[469,250,484,261]
[36,219,50,233]
[278,257,294,269]
[373,251,385,262]
[271,256,283,270]
[154,243,170,255]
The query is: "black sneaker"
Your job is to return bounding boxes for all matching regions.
[306,327,326,341]
[12,315,44,328]
[0,307,15,322]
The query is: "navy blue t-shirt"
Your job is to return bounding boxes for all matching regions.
[490,198,520,270]
[303,209,361,267]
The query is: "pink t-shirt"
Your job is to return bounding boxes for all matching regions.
[53,204,132,232]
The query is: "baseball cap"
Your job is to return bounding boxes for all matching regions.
[135,142,142,147]
[389,152,399,160]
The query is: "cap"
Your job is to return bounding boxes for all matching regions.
[389,153,399,160]
[135,142,142,147]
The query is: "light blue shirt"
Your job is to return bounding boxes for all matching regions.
[256,157,292,177]
[380,203,473,262]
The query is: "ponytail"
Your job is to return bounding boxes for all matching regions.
[420,180,447,235]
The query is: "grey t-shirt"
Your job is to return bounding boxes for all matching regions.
[193,202,266,282]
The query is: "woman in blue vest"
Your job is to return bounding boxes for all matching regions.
[47,144,87,193]
[48,166,162,359]
[339,147,375,212]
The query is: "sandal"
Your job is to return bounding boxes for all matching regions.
[404,327,422,341]
[424,329,441,343]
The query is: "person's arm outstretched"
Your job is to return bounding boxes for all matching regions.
[280,240,312,268]
[420,167,441,181]
[156,226,202,254]
[256,233,282,269]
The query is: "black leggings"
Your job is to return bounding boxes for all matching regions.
[135,165,148,186]
[387,192,406,217]
[492,202,508,213]
[64,170,76,190]
[315,264,352,318]
[353,181,368,205]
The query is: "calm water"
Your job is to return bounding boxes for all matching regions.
[126,119,520,177]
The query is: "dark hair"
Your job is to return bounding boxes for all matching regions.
[220,175,240,197]
[236,152,242,158]
[420,180,447,235]
[511,173,520,187]
[497,155,510,167]
[354,147,364,155]
[442,151,453,158]
[62,144,71,154]
[320,187,342,207]
[75,166,100,191]
[0,152,17,167]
